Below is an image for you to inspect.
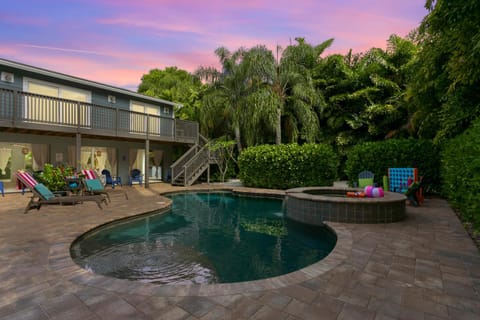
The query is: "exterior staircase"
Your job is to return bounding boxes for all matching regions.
[170,135,218,186]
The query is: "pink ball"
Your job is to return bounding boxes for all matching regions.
[364,186,385,197]
[372,187,384,198]
[364,186,374,197]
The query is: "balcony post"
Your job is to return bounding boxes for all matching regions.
[145,114,149,188]
[77,101,81,131]
[145,138,149,188]
[115,107,119,137]
[12,90,17,126]
[184,166,187,187]
[76,133,81,172]
[173,119,176,141]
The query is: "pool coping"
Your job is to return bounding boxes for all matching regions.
[50,186,353,297]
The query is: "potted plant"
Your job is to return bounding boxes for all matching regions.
[34,164,75,192]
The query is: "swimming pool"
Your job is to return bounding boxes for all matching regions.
[70,192,336,285]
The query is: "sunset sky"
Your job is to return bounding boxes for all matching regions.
[1,0,427,90]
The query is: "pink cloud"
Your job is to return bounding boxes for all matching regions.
[289,3,422,54]
[98,17,205,35]
[2,0,426,91]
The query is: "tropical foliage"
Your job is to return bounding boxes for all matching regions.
[408,0,480,143]
[34,164,75,191]
[137,0,480,229]
[207,138,237,183]
[441,120,480,230]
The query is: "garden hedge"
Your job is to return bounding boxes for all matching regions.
[344,139,440,191]
[238,143,339,189]
[441,120,480,230]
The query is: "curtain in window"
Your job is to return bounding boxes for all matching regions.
[81,150,91,169]
[129,149,138,171]
[0,148,12,173]
[96,152,107,171]
[153,150,163,166]
[31,144,48,170]
[107,148,117,174]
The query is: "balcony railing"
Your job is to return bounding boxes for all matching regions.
[0,88,198,143]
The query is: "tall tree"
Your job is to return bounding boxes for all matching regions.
[408,0,480,142]
[137,67,203,121]
[277,38,333,144]
[196,47,249,152]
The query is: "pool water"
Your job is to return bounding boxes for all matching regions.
[71,192,336,284]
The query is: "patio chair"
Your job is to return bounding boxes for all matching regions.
[404,176,425,206]
[81,169,110,203]
[388,167,418,193]
[101,169,122,189]
[129,169,143,186]
[82,169,127,201]
[358,170,375,188]
[16,170,107,214]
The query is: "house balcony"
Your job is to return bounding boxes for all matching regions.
[0,88,198,144]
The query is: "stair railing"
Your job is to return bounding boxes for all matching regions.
[170,134,211,186]
[182,144,210,186]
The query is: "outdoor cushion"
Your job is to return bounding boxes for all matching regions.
[34,183,56,200]
[85,179,104,191]
[82,169,97,180]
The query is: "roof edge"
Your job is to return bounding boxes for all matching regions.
[0,58,180,107]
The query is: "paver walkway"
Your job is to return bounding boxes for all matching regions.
[0,183,479,320]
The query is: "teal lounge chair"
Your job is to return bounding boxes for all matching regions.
[16,170,106,214]
[82,169,127,200]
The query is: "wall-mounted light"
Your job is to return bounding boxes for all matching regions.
[1,72,14,83]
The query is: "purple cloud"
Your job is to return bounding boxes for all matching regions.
[0,0,427,88]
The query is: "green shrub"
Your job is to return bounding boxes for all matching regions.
[344,139,440,191]
[441,120,480,230]
[34,164,75,191]
[238,143,339,189]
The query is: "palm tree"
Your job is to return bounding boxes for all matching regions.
[196,47,248,152]
[241,38,334,144]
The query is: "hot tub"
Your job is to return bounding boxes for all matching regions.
[285,187,406,225]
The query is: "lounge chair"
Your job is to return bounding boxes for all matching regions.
[81,169,111,202]
[16,170,107,214]
[82,169,127,201]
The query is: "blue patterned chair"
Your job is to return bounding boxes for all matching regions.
[129,169,143,186]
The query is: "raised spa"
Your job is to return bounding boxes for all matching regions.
[285,187,406,225]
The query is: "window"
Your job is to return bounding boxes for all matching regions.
[80,146,116,174]
[23,78,91,126]
[130,101,161,134]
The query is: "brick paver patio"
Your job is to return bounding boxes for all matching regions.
[0,183,479,319]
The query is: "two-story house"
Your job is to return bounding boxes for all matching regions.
[0,58,205,192]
